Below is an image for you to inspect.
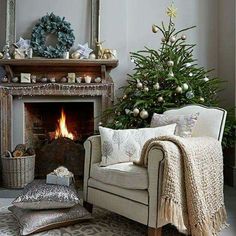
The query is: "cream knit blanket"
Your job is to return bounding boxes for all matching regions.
[134,135,227,236]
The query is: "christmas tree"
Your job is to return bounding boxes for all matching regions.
[104,4,222,129]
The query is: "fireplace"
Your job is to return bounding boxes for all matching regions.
[24,102,94,177]
[0,59,118,184]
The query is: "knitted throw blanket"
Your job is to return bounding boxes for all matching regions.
[134,135,227,235]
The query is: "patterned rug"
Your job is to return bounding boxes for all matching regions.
[0,205,183,236]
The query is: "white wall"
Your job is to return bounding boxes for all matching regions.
[101,0,219,97]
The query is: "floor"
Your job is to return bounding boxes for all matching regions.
[0,185,235,235]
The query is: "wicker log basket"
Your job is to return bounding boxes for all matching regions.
[1,145,35,189]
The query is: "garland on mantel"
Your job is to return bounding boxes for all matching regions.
[0,83,113,97]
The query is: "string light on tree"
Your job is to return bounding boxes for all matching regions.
[189,72,193,77]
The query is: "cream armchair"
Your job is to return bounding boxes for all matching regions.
[83,105,226,236]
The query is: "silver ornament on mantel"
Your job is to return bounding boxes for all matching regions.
[182,83,189,91]
[186,91,194,99]
[167,60,174,67]
[153,82,160,90]
[176,86,183,93]
[140,109,149,119]
[137,82,143,89]
[133,108,140,117]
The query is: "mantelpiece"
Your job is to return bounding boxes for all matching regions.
[0,59,118,154]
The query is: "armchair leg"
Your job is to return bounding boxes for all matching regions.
[83,201,93,213]
[148,227,162,236]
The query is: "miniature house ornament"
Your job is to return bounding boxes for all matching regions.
[67,73,76,83]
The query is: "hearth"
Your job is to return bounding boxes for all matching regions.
[24,102,94,178]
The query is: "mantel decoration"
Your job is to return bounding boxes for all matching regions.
[31,13,75,58]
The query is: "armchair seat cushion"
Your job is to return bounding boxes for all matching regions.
[90,162,148,190]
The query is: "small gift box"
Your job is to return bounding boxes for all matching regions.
[46,166,74,186]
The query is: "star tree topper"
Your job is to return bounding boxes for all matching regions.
[166,4,177,18]
[77,43,93,59]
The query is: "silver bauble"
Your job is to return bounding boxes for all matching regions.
[182,83,189,91]
[140,109,149,119]
[133,108,140,117]
[137,82,143,89]
[186,91,194,99]
[170,36,176,43]
[167,60,174,67]
[161,37,166,43]
[203,76,209,82]
[176,86,183,93]
[152,25,158,33]
[185,63,191,67]
[153,82,160,90]
[144,86,149,92]
[181,34,187,40]
[89,53,96,59]
[189,72,193,77]
[199,97,205,102]
[157,96,164,102]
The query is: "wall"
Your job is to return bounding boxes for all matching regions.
[218,0,236,187]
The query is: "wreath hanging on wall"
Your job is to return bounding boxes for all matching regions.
[31,13,75,58]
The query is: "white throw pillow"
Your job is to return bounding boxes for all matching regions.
[99,124,176,166]
[150,113,199,137]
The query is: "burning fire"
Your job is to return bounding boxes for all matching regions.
[55,108,74,140]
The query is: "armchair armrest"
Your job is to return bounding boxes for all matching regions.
[83,135,101,201]
[147,147,165,228]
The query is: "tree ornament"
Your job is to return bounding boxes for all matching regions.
[176,86,183,93]
[161,37,166,43]
[153,82,160,90]
[144,86,149,92]
[167,60,174,67]
[123,94,127,100]
[203,76,209,82]
[182,83,189,91]
[133,108,140,117]
[170,36,176,43]
[186,91,194,99]
[137,82,143,89]
[31,13,75,58]
[199,97,205,102]
[185,63,192,67]
[181,34,187,40]
[189,72,193,77]
[168,71,174,77]
[140,109,149,119]
[125,109,131,115]
[152,25,158,33]
[157,96,164,102]
[166,4,177,18]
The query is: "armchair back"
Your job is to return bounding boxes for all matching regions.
[164,105,227,142]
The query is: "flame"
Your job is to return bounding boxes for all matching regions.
[55,108,74,140]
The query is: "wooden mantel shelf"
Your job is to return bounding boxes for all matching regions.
[0,58,118,68]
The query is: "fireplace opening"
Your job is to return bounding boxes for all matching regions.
[24,102,94,179]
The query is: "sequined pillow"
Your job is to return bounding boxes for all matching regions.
[9,204,92,236]
[12,180,80,210]
[150,113,199,137]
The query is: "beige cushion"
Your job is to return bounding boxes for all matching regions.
[99,124,176,166]
[90,162,148,190]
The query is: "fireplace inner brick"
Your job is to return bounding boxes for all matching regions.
[24,102,94,178]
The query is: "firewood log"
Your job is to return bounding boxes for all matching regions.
[15,144,27,152]
[13,150,24,158]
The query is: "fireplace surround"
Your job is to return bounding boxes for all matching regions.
[0,59,118,180]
